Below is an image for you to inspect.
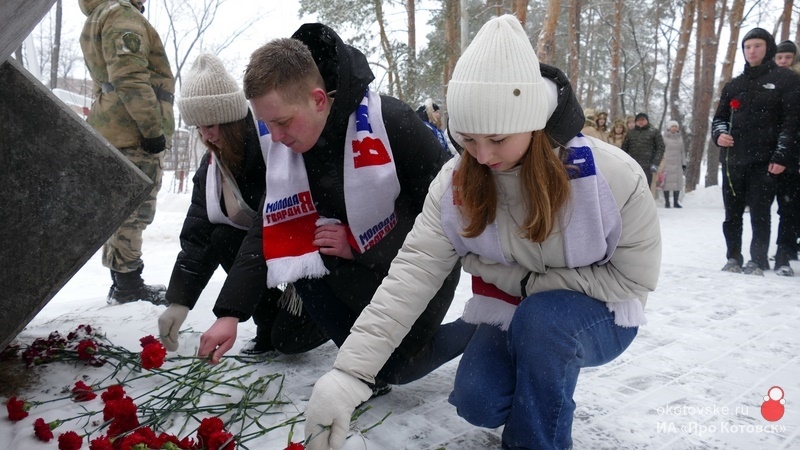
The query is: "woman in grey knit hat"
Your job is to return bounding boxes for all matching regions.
[157,53,328,356]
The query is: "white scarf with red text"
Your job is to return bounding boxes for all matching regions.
[260,89,400,287]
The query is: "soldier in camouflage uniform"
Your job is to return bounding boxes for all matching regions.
[79,0,174,305]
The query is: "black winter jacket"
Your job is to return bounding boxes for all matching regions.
[165,111,266,309]
[711,59,800,166]
[212,23,451,320]
[621,123,665,170]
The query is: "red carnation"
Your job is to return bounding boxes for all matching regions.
[103,396,139,437]
[118,426,158,450]
[153,431,181,449]
[285,442,305,450]
[101,385,125,403]
[76,339,97,360]
[140,341,167,370]
[89,435,113,450]
[33,418,55,442]
[58,430,83,450]
[197,416,225,446]
[730,98,741,110]
[208,430,235,450]
[178,436,197,449]
[72,380,97,402]
[139,335,158,348]
[6,396,30,421]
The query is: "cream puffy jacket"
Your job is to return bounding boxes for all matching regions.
[334,137,662,384]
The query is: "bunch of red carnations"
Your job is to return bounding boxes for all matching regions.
[3,324,306,450]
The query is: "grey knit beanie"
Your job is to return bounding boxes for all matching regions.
[178,53,248,127]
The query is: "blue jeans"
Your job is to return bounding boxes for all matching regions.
[448,290,638,450]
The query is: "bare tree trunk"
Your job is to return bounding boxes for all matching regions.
[583,12,597,107]
[406,0,416,102]
[537,0,561,64]
[608,0,623,120]
[374,0,403,100]
[686,0,717,192]
[444,0,460,104]
[705,0,743,187]
[567,0,581,89]
[668,0,694,127]
[780,0,793,41]
[49,0,62,89]
[513,0,529,24]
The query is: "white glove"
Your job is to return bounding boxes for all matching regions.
[461,253,530,297]
[304,369,372,450]
[157,304,189,351]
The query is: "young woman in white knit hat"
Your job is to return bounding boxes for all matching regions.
[302,15,661,450]
[156,53,328,357]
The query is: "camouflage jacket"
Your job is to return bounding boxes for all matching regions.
[79,0,174,149]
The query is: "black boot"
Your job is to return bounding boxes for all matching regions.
[664,191,671,208]
[673,191,682,208]
[108,266,167,305]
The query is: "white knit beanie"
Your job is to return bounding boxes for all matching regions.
[447,15,550,135]
[178,53,248,127]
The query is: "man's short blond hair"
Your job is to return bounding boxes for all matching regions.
[243,38,325,104]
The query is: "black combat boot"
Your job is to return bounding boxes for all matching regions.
[673,191,682,208]
[108,266,167,305]
[664,191,670,208]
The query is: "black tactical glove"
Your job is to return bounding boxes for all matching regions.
[141,135,166,154]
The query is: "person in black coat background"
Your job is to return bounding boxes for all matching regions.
[711,28,800,275]
[157,54,327,355]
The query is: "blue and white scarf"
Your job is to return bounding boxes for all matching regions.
[442,135,645,329]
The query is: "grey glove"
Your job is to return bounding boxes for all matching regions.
[650,164,658,173]
[157,304,189,351]
[304,369,372,450]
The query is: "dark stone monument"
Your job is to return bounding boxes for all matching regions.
[0,0,153,350]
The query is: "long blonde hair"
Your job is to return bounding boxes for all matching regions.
[453,130,571,242]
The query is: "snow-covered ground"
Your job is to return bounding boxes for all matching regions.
[2,171,798,449]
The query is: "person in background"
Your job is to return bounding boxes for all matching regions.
[712,28,799,276]
[595,110,610,142]
[197,23,471,397]
[416,98,450,154]
[302,15,661,450]
[771,39,800,275]
[580,107,604,140]
[156,53,328,355]
[608,118,627,148]
[661,120,687,208]
[79,0,173,305]
[626,115,636,131]
[621,112,665,188]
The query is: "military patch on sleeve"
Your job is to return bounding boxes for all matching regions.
[122,32,141,53]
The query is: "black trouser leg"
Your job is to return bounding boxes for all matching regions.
[721,162,746,265]
[746,163,776,269]
[776,171,800,266]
